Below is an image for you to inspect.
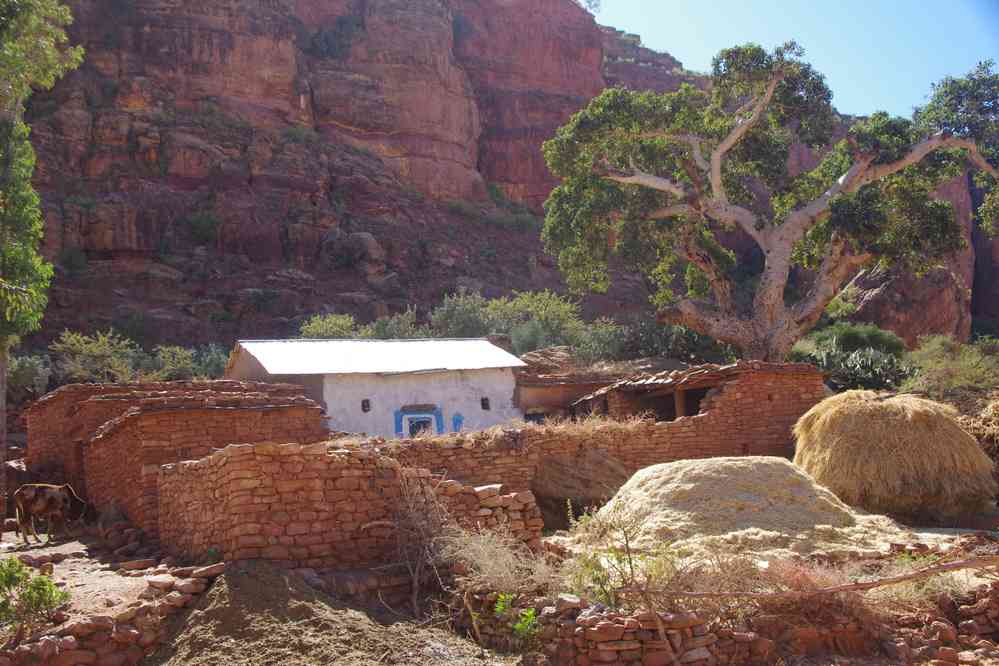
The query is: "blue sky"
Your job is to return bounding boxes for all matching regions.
[593,1,999,117]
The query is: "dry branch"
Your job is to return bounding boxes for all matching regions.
[621,554,999,600]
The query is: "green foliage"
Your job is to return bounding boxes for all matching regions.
[902,335,999,403]
[541,44,997,359]
[49,328,140,383]
[358,308,430,339]
[6,353,50,403]
[793,348,914,391]
[281,125,319,145]
[299,313,357,339]
[182,211,219,246]
[807,321,906,357]
[574,316,736,364]
[0,119,53,337]
[0,0,83,110]
[48,329,226,384]
[493,592,514,617]
[306,15,363,60]
[0,557,68,641]
[58,246,87,275]
[429,290,492,338]
[512,607,539,642]
[823,286,859,320]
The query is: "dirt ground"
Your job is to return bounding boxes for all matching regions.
[0,530,148,619]
[148,561,517,666]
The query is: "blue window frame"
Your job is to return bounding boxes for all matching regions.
[394,406,445,437]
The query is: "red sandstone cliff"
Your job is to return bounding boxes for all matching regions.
[21,0,996,350]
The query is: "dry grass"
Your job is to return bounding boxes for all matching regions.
[959,400,999,458]
[793,391,997,522]
[440,527,561,596]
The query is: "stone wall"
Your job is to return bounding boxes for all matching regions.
[24,380,308,490]
[85,396,326,536]
[157,442,546,567]
[376,369,828,503]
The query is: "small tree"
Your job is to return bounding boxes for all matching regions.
[543,46,997,360]
[1,0,82,523]
[0,557,69,646]
[299,313,357,339]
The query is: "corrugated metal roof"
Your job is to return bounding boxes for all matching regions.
[572,361,823,405]
[233,339,527,376]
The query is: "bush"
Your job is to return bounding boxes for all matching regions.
[307,15,364,60]
[808,322,906,357]
[151,345,197,380]
[429,290,492,338]
[0,558,69,645]
[281,126,319,145]
[182,211,220,246]
[445,200,481,219]
[358,308,430,339]
[902,335,999,404]
[796,348,914,391]
[300,313,358,339]
[6,354,51,404]
[192,344,229,378]
[49,329,142,383]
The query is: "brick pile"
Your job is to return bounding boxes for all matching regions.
[0,562,227,666]
[24,380,309,489]
[84,392,326,537]
[375,368,827,501]
[157,442,547,568]
[459,592,782,665]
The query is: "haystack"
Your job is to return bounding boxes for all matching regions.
[794,391,997,522]
[583,456,913,558]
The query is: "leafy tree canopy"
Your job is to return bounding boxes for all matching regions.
[0,0,82,111]
[542,44,998,359]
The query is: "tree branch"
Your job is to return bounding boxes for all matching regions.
[657,298,753,349]
[710,72,784,202]
[855,133,999,188]
[790,237,871,332]
[621,554,999,600]
[597,158,688,198]
[648,205,697,219]
[705,200,766,249]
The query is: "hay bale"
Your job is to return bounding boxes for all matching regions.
[794,391,997,521]
[584,456,913,558]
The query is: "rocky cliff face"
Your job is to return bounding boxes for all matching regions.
[21,0,996,350]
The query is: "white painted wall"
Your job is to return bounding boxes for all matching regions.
[321,368,522,438]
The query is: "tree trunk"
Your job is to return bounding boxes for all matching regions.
[0,341,8,531]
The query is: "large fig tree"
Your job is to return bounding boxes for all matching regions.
[542,44,998,360]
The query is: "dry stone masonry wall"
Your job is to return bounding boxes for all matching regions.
[157,442,546,567]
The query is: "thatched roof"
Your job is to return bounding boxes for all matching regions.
[516,346,688,387]
[794,391,997,522]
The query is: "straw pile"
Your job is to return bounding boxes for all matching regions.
[794,391,996,522]
[588,456,913,558]
[959,400,999,459]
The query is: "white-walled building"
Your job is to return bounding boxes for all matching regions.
[225,339,526,438]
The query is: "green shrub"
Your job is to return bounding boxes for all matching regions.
[151,345,197,380]
[429,290,492,338]
[6,354,51,404]
[281,125,319,145]
[484,211,542,233]
[0,558,69,644]
[901,335,999,402]
[512,607,540,642]
[358,308,430,339]
[192,344,229,378]
[493,592,514,617]
[796,348,914,391]
[808,321,906,357]
[300,313,358,339]
[823,286,859,321]
[446,200,481,219]
[49,329,142,383]
[183,211,220,246]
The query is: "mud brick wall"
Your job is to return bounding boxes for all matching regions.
[25,380,309,488]
[378,369,827,496]
[157,443,547,568]
[85,401,326,536]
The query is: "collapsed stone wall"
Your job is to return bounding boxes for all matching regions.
[85,395,326,537]
[157,442,545,567]
[378,370,827,505]
[24,380,308,489]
